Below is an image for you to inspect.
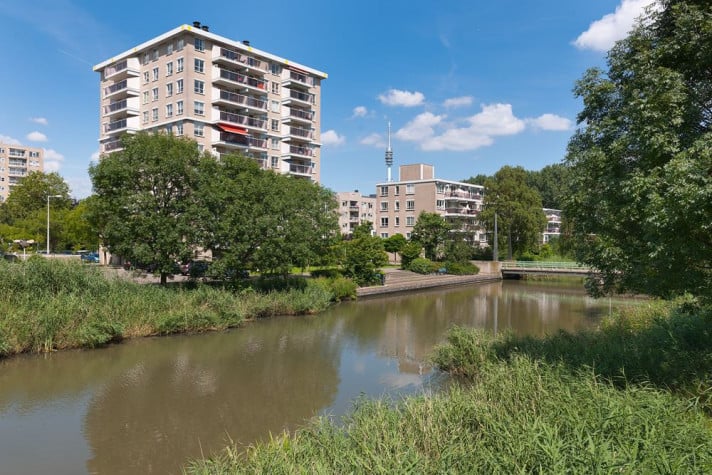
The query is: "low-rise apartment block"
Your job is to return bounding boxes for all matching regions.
[0,143,44,202]
[93,21,327,182]
[336,191,376,236]
[542,208,562,244]
[375,164,486,244]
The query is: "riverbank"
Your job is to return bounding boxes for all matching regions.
[357,267,501,298]
[187,298,712,473]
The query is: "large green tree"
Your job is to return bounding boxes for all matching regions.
[525,163,572,210]
[0,171,72,224]
[89,133,207,284]
[480,166,546,260]
[411,212,451,261]
[565,0,712,299]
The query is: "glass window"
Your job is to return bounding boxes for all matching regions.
[406,216,415,226]
[271,119,279,131]
[194,122,204,137]
[194,101,204,115]
[194,79,204,94]
[271,82,279,94]
[176,79,184,94]
[176,57,184,72]
[271,138,280,150]
[380,201,388,211]
[436,200,445,210]
[406,184,415,194]
[176,122,183,135]
[380,186,388,197]
[142,52,150,64]
[394,185,400,195]
[380,233,389,238]
[194,58,204,73]
[176,38,184,51]
[406,200,415,210]
[270,63,282,75]
[395,217,400,227]
[271,156,279,168]
[436,183,445,193]
[166,104,173,117]
[166,83,173,97]
[394,201,400,211]
[380,217,388,228]
[176,100,184,115]
[151,108,158,121]
[142,91,149,104]
[152,67,159,81]
[166,62,173,76]
[142,111,149,124]
[271,100,280,113]
[152,87,158,101]
[143,71,149,83]
[194,37,204,52]
[166,42,173,55]
[151,48,159,61]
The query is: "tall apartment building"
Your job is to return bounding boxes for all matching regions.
[93,21,327,181]
[0,143,44,202]
[375,164,486,244]
[336,191,376,236]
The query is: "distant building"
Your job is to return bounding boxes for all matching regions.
[375,164,486,245]
[542,208,562,244]
[93,21,327,182]
[336,191,376,236]
[0,143,44,202]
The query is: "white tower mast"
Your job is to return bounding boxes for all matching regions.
[385,122,394,182]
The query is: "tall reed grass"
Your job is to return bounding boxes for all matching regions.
[0,258,334,357]
[186,297,712,474]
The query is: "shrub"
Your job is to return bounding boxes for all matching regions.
[400,242,422,269]
[310,276,357,302]
[444,261,479,275]
[310,268,343,279]
[408,257,439,274]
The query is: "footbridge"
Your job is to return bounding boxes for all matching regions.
[500,261,591,277]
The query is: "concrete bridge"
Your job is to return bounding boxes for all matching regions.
[500,261,591,277]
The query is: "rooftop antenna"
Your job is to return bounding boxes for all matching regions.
[385,121,394,182]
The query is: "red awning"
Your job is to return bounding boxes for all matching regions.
[218,123,247,135]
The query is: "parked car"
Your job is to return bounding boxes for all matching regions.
[81,252,100,263]
[180,260,210,277]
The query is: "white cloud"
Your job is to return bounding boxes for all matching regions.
[422,129,494,152]
[468,103,526,136]
[321,129,345,146]
[352,106,368,118]
[360,133,386,149]
[378,89,425,107]
[42,148,65,172]
[0,134,21,145]
[27,131,48,142]
[527,114,573,131]
[30,117,48,125]
[443,96,473,108]
[574,0,658,52]
[90,149,101,163]
[395,112,444,142]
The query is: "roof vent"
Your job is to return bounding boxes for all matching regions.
[201,25,209,31]
[243,40,250,46]
[193,21,201,28]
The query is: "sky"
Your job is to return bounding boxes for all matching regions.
[0,0,657,199]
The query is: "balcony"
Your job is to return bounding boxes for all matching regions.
[8,159,26,167]
[8,149,26,157]
[282,69,314,89]
[282,107,313,125]
[282,89,314,106]
[214,90,267,112]
[282,145,314,160]
[285,126,313,142]
[104,58,140,80]
[214,131,267,151]
[103,98,140,118]
[103,79,139,99]
[289,163,313,177]
[218,111,267,132]
[214,68,267,93]
[444,190,483,200]
[443,207,479,217]
[8,167,27,177]
[214,48,266,74]
[102,139,123,153]
[103,118,138,135]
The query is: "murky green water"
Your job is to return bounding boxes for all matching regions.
[0,280,629,474]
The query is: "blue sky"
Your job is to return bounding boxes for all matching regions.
[0,0,656,198]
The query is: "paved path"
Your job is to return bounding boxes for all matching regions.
[357,268,501,297]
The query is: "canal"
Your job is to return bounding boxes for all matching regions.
[0,280,630,474]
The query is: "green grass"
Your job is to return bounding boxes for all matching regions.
[0,258,336,357]
[186,297,712,474]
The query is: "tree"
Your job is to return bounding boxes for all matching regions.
[62,198,100,251]
[383,233,406,262]
[411,212,451,261]
[400,241,422,269]
[89,133,206,284]
[565,0,712,299]
[340,233,388,286]
[525,163,572,210]
[480,166,547,260]
[0,171,72,224]
[463,174,490,186]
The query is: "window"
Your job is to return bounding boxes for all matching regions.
[194,79,205,94]
[406,232,412,239]
[380,201,388,212]
[381,233,389,238]
[380,217,388,228]
[152,67,159,81]
[271,82,279,94]
[436,200,445,210]
[436,183,445,193]
[194,37,204,52]
[177,100,184,115]
[142,91,149,104]
[142,111,149,124]
[176,38,185,51]
[406,200,415,211]
[271,63,282,75]
[152,87,159,101]
[165,124,172,134]
[175,122,183,135]
[271,156,279,168]
[176,79,184,94]
[271,138,280,150]
[394,185,400,195]
[406,216,415,226]
[176,57,184,72]
[151,108,158,121]
[194,101,204,115]
[194,122,204,137]
[380,186,388,197]
[143,71,149,83]
[194,58,204,73]
[395,217,400,227]
[151,48,159,61]
[271,119,279,131]
[406,184,415,194]
[166,104,173,117]
[394,201,400,211]
[166,62,173,76]
[166,83,173,97]
[143,52,150,64]
[271,100,280,112]
[166,42,173,55]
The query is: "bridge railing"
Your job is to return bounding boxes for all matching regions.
[500,261,590,271]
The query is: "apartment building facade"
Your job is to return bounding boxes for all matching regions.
[93,21,327,181]
[336,191,376,236]
[375,164,486,245]
[0,143,44,202]
[542,208,562,244]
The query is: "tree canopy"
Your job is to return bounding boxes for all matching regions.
[525,163,572,210]
[411,212,451,261]
[565,0,712,299]
[480,166,546,260]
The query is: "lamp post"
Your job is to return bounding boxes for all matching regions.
[46,194,62,255]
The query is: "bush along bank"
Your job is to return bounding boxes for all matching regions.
[186,298,712,474]
[0,258,350,357]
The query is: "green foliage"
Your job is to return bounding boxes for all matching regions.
[341,234,388,286]
[310,268,343,279]
[444,240,473,263]
[411,212,451,260]
[408,257,439,274]
[399,241,422,269]
[443,261,479,275]
[524,163,572,210]
[383,233,406,260]
[351,221,374,239]
[480,166,547,260]
[463,173,490,186]
[0,171,71,224]
[310,276,358,302]
[565,1,712,299]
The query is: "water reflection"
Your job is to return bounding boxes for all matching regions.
[0,280,617,474]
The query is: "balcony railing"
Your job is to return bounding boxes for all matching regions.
[8,150,26,157]
[286,70,314,87]
[104,99,128,114]
[8,159,27,166]
[8,168,27,176]
[289,145,314,157]
[218,132,267,149]
[289,164,312,175]
[444,208,478,215]
[219,69,266,90]
[289,108,313,121]
[104,119,127,132]
[218,90,267,110]
[219,111,266,129]
[219,48,266,71]
[104,80,128,96]
[445,191,482,200]
[288,126,313,139]
[105,59,127,77]
[104,140,123,152]
[287,89,314,104]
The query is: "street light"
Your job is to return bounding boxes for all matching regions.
[46,194,62,255]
